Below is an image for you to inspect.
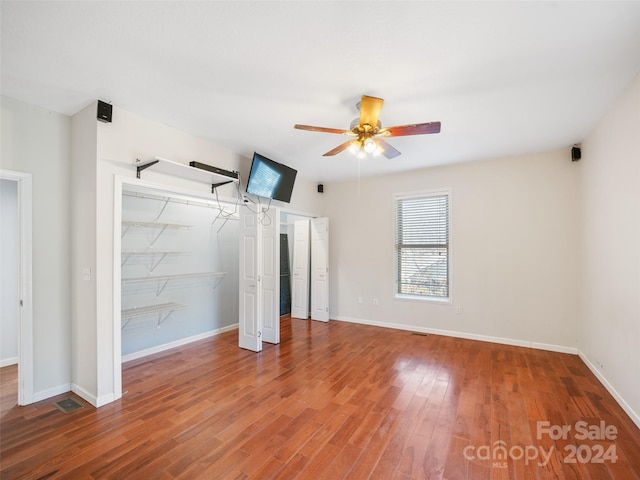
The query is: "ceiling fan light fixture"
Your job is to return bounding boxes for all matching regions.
[363,137,377,154]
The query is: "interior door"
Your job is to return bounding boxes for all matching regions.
[238,207,261,351]
[291,219,310,319]
[261,207,280,344]
[311,217,330,322]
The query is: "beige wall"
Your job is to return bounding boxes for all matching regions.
[70,103,98,402]
[1,95,72,399]
[579,73,640,423]
[323,149,581,351]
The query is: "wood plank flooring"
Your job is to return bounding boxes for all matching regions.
[2,317,639,479]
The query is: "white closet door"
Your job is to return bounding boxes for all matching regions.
[311,217,330,322]
[261,207,280,344]
[238,207,261,352]
[291,219,310,319]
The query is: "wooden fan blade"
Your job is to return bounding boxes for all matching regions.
[323,139,355,156]
[359,96,384,129]
[380,121,441,137]
[294,124,353,135]
[377,138,401,159]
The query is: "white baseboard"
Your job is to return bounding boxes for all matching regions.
[333,316,578,354]
[71,383,98,407]
[96,392,116,408]
[0,357,18,368]
[122,323,239,363]
[578,350,640,429]
[32,383,71,403]
[530,341,578,355]
[69,384,117,408]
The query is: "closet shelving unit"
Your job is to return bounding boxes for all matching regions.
[122,158,238,332]
[120,270,228,330]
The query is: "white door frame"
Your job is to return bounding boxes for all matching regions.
[1,170,34,405]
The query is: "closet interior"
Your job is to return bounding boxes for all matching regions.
[120,184,240,360]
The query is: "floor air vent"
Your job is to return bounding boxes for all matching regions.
[411,332,429,337]
[53,398,84,414]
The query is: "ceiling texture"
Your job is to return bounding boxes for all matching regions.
[2,1,640,182]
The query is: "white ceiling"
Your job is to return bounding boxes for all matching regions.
[2,1,640,182]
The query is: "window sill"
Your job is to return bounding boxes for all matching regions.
[395,294,452,305]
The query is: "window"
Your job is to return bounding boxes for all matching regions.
[395,191,450,300]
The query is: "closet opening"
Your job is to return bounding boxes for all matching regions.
[115,178,240,394]
[279,212,313,318]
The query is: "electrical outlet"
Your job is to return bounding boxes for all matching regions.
[357,297,363,304]
[455,305,461,314]
[373,298,378,306]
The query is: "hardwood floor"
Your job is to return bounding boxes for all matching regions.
[2,317,639,479]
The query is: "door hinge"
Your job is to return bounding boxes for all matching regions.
[258,331,262,337]
[20,299,24,307]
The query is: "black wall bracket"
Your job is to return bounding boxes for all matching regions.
[137,159,159,179]
[211,180,233,193]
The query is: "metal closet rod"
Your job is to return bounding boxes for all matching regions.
[123,190,238,212]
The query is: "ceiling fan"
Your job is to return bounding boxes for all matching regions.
[294,95,441,159]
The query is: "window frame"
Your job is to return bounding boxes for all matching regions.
[394,189,452,304]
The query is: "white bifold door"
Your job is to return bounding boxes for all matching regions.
[260,206,280,344]
[291,217,329,321]
[291,219,310,319]
[311,217,329,322]
[238,206,280,352]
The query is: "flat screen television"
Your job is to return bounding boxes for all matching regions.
[246,152,297,203]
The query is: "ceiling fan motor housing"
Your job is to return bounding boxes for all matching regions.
[350,118,381,132]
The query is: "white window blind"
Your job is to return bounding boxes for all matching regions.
[395,193,449,299]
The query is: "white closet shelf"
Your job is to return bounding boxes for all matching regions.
[121,251,191,256]
[123,190,238,214]
[121,302,186,329]
[121,251,191,270]
[122,271,227,296]
[122,302,186,320]
[134,157,239,192]
[122,220,192,229]
[121,271,227,285]
[121,220,192,246]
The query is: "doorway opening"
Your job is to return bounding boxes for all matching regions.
[279,212,315,319]
[0,170,33,406]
